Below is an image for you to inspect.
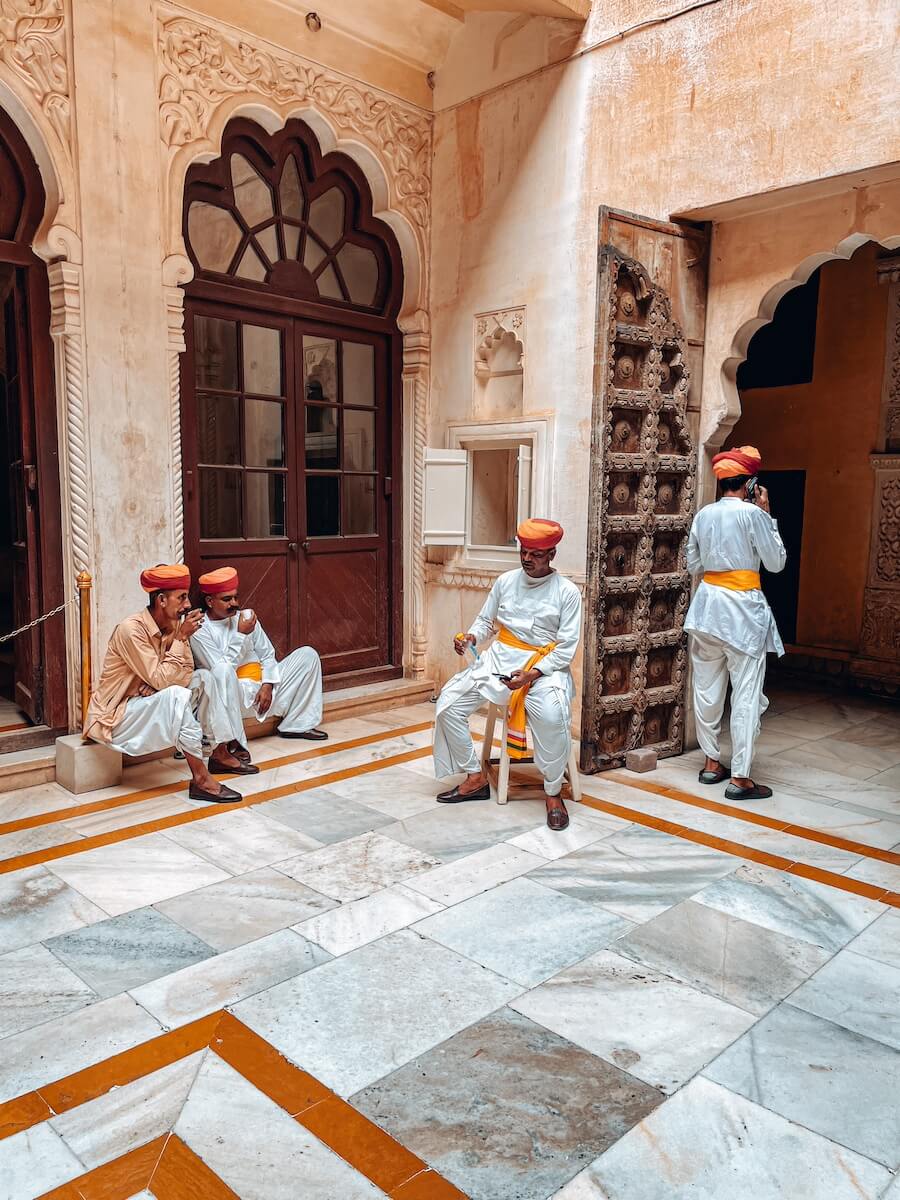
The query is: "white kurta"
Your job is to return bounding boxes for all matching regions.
[684,496,787,657]
[684,497,787,778]
[433,569,582,794]
[190,616,322,740]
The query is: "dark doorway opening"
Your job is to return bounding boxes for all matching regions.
[757,469,805,644]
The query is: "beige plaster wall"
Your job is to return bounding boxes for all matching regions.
[71,0,175,647]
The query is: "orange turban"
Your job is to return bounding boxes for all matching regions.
[140,564,190,593]
[198,567,239,595]
[712,445,762,480]
[517,518,564,550]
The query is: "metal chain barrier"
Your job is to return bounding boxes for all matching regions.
[0,595,73,644]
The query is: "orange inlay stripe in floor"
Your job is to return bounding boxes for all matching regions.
[579,788,900,909]
[0,721,28,734]
[606,770,900,866]
[0,719,433,838]
[23,1011,467,1200]
[0,740,435,875]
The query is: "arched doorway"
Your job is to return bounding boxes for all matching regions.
[0,106,65,737]
[180,118,404,682]
[729,241,899,698]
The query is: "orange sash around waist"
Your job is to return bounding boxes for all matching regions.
[703,570,761,592]
[496,626,557,761]
[236,661,263,682]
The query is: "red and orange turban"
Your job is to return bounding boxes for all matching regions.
[712,445,762,480]
[198,567,239,595]
[517,518,564,550]
[140,564,190,593]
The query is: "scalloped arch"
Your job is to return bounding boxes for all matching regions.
[715,231,900,447]
[163,97,425,324]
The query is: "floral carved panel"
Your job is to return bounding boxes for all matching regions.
[156,10,432,295]
[0,0,70,157]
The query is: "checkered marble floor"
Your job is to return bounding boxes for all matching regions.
[0,688,899,1200]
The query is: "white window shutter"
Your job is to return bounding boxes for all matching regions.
[423,448,468,545]
[515,443,533,526]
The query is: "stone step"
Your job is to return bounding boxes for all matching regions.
[0,744,56,793]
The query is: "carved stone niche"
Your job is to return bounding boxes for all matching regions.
[473,307,525,418]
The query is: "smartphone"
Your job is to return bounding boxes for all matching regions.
[493,673,513,684]
[745,475,758,503]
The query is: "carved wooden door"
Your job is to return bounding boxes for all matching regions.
[580,209,709,772]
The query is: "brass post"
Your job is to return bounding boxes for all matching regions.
[76,571,92,730]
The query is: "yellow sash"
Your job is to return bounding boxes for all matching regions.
[236,661,263,682]
[703,570,761,592]
[496,626,558,761]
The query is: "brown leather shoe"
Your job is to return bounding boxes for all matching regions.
[436,783,491,803]
[188,781,242,803]
[546,799,569,831]
[228,740,252,763]
[207,757,260,776]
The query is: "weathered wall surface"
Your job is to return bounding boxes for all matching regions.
[731,244,888,653]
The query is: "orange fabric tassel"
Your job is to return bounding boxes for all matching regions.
[496,626,558,761]
[236,661,263,682]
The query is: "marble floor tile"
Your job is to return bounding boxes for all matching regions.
[130,927,330,1028]
[0,942,97,1038]
[327,765,442,819]
[528,827,738,922]
[274,831,439,902]
[361,702,438,727]
[874,764,900,795]
[382,799,545,863]
[155,866,338,952]
[406,842,546,906]
[174,1051,382,1200]
[615,898,829,1015]
[0,822,86,863]
[789,949,900,1050]
[813,720,900,770]
[0,865,107,955]
[553,1075,891,1200]
[61,793,202,836]
[753,755,899,804]
[233,928,520,1096]
[0,993,162,1103]
[845,910,900,970]
[0,1122,84,1200]
[296,882,443,955]
[693,863,886,952]
[353,1007,662,1200]
[255,787,395,843]
[745,789,900,849]
[843,854,900,891]
[51,1051,203,1168]
[770,743,882,782]
[47,832,232,916]
[507,813,629,860]
[511,948,755,1094]
[415,877,633,987]
[705,1003,900,1168]
[161,809,321,875]
[0,781,82,824]
[44,906,215,997]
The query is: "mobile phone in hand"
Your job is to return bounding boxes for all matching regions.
[746,475,758,502]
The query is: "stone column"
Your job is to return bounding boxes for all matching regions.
[402,318,430,679]
[48,259,94,725]
[851,257,900,694]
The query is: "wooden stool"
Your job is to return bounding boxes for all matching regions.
[480,702,581,806]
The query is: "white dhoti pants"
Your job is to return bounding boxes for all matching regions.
[107,686,203,759]
[689,630,768,778]
[195,648,324,744]
[433,678,572,796]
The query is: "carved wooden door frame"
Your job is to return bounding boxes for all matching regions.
[580,208,709,772]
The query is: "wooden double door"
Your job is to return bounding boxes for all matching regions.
[182,298,399,679]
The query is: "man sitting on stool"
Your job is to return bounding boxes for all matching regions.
[84,564,240,804]
[433,519,582,831]
[685,445,787,801]
[189,567,327,769]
